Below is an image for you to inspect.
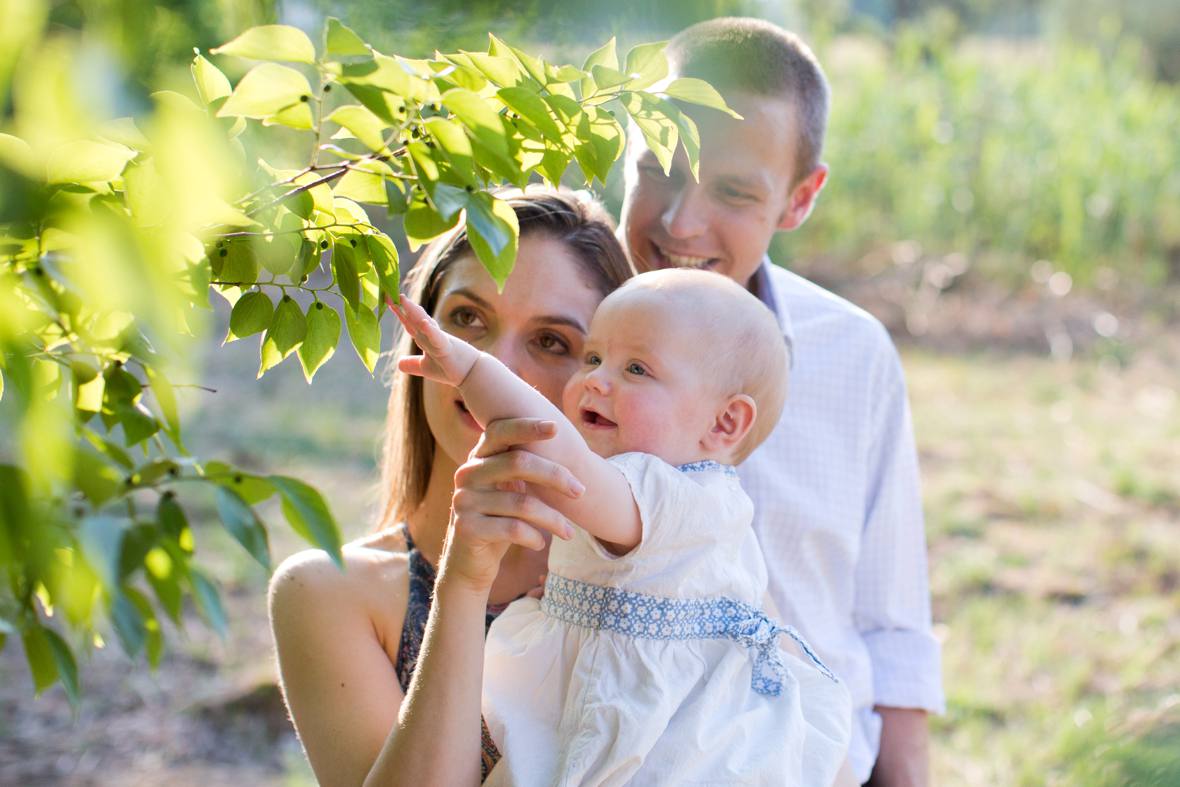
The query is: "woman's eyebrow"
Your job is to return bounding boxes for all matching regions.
[533,315,588,334]
[440,287,492,308]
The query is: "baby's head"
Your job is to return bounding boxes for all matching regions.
[562,269,788,466]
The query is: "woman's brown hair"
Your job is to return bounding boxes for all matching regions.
[375,188,634,530]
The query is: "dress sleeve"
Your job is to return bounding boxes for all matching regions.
[597,453,738,562]
[853,343,945,713]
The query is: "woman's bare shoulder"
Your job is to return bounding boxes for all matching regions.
[269,529,412,649]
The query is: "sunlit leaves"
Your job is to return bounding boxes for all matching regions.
[466,193,520,290]
[226,290,273,342]
[343,302,380,374]
[45,140,136,184]
[191,53,231,105]
[258,296,306,377]
[324,18,369,59]
[662,77,743,119]
[215,486,270,569]
[268,476,344,567]
[298,302,340,382]
[211,25,316,65]
[0,20,716,705]
[217,63,314,129]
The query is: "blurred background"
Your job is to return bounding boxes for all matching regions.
[1,0,1177,785]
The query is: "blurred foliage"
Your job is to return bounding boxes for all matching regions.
[776,21,1180,292]
[0,0,726,702]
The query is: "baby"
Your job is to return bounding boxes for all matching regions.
[395,268,852,786]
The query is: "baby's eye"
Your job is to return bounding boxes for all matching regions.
[584,352,601,366]
[626,362,647,376]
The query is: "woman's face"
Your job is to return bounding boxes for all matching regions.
[423,232,606,466]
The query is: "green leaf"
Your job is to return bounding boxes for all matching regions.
[338,54,414,124]
[423,117,476,184]
[43,628,80,706]
[662,77,743,119]
[332,243,361,309]
[157,493,191,549]
[46,140,136,184]
[80,515,128,591]
[404,197,460,250]
[204,463,278,505]
[216,240,259,286]
[110,590,146,657]
[465,193,520,290]
[442,87,510,159]
[189,569,228,639]
[498,86,564,143]
[325,17,369,58]
[343,303,380,374]
[217,63,313,128]
[590,64,629,91]
[328,105,388,152]
[144,366,180,440]
[191,52,232,105]
[116,402,159,446]
[227,291,274,342]
[212,25,316,64]
[268,476,344,567]
[465,51,521,87]
[335,167,388,205]
[22,626,58,695]
[144,547,183,624]
[123,587,163,669]
[623,41,668,90]
[427,183,470,222]
[258,296,306,376]
[365,234,400,303]
[215,486,271,569]
[622,92,679,174]
[583,37,618,72]
[385,178,410,215]
[298,302,341,382]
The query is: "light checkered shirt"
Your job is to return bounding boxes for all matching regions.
[740,260,945,783]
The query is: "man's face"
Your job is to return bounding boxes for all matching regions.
[619,91,823,289]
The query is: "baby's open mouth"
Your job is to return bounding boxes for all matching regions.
[580,408,617,428]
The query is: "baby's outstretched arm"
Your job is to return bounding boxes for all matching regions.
[394,298,641,551]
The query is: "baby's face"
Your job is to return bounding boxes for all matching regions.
[561,291,723,465]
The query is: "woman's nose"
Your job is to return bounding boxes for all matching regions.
[485,335,524,377]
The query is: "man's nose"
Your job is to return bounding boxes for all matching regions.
[660,183,707,240]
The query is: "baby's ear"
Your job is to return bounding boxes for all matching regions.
[704,394,757,458]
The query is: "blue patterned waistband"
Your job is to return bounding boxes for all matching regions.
[540,573,837,697]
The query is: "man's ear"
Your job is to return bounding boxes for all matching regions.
[777,163,829,232]
[703,394,757,457]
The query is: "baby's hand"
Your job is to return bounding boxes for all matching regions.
[392,297,478,386]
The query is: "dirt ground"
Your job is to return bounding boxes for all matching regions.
[1,271,1174,786]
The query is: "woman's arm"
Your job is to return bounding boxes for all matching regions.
[394,299,641,550]
[269,547,409,787]
[270,425,582,786]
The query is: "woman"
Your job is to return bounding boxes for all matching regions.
[269,189,634,786]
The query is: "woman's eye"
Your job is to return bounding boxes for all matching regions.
[447,307,482,329]
[535,332,570,355]
[626,362,646,376]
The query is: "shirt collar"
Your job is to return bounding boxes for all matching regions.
[749,257,795,367]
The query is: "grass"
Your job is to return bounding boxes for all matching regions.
[906,346,1180,785]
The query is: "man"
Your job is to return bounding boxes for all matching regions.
[618,17,944,785]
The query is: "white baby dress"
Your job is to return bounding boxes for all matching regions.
[482,452,852,786]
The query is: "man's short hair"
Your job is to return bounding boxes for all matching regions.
[667,17,829,183]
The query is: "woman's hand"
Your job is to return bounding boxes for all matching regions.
[438,417,583,593]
